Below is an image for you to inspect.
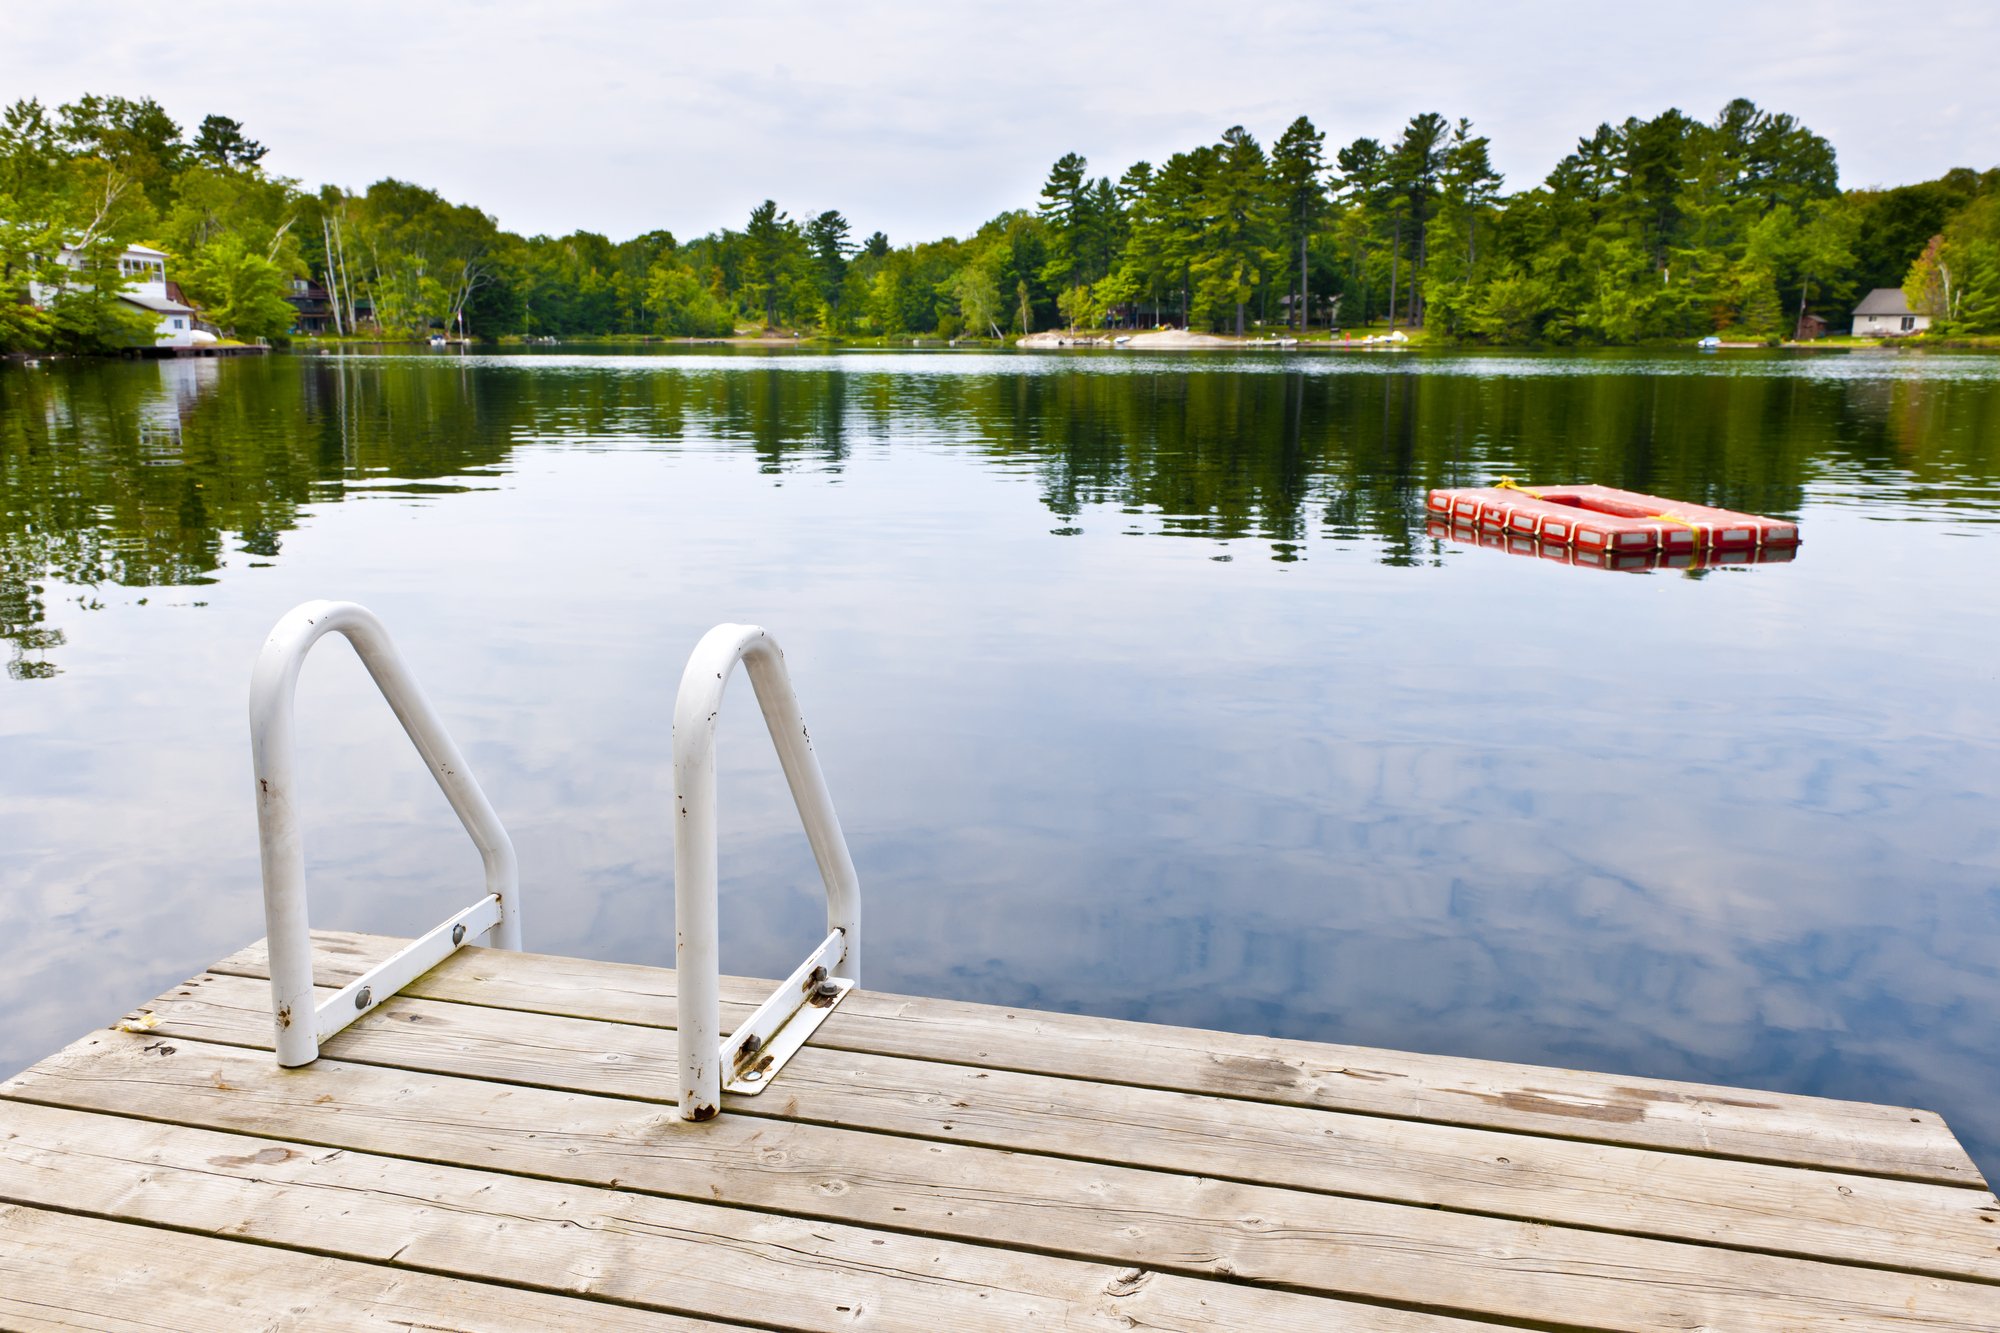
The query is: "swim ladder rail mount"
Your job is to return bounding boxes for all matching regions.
[673,624,861,1121]
[249,600,523,1068]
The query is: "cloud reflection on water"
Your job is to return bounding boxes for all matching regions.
[0,349,1995,1183]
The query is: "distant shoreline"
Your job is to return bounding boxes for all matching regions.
[258,335,1993,356]
[17,337,1993,364]
[250,329,1998,355]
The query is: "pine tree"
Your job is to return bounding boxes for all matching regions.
[1425,120,1502,335]
[1333,137,1389,325]
[741,199,801,328]
[1149,148,1214,327]
[1951,241,2000,333]
[1733,263,1784,338]
[191,114,267,169]
[1270,116,1326,331]
[1193,126,1277,335]
[805,210,852,330]
[1037,152,1091,295]
[1390,113,1449,326]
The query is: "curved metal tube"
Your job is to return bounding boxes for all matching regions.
[250,600,521,1066]
[673,624,861,1120]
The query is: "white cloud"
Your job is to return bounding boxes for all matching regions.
[3,1,1993,241]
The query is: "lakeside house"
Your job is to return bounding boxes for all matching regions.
[284,278,334,334]
[1852,287,1930,337]
[284,277,372,335]
[30,242,213,347]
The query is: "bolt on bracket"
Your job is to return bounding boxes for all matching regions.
[721,927,853,1095]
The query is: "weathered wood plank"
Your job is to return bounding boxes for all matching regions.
[143,967,2000,1282]
[211,931,1982,1186]
[0,1200,715,1332]
[15,1020,2000,1320]
[0,1098,1490,1333]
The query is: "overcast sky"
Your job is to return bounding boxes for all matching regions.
[5,2,1995,244]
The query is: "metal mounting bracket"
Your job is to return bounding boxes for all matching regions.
[722,928,855,1094]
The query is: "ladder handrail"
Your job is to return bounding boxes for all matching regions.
[250,600,522,1066]
[673,624,860,1121]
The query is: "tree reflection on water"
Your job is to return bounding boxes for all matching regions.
[4,348,1997,678]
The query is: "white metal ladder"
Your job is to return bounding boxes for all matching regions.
[250,600,523,1068]
[671,624,860,1121]
[250,605,860,1124]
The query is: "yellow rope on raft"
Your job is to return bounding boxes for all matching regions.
[1647,512,1705,548]
[1494,477,1705,550]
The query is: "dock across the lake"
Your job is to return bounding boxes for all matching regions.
[2,930,1995,1331]
[133,342,270,359]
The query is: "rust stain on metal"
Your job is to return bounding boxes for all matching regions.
[688,1102,719,1122]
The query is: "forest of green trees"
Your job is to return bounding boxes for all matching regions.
[2,92,1996,351]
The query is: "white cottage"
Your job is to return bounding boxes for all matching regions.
[109,244,207,346]
[32,242,213,347]
[1852,288,1930,337]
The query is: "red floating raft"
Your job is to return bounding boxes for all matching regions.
[1425,482,1799,556]
[1424,518,1797,573]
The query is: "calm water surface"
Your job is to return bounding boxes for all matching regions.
[3,347,1997,1178]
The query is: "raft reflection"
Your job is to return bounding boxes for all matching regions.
[1427,519,1801,573]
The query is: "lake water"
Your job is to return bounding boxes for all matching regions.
[3,347,1997,1181]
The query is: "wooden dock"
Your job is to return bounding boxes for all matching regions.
[2,930,1995,1330]
[131,343,269,359]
